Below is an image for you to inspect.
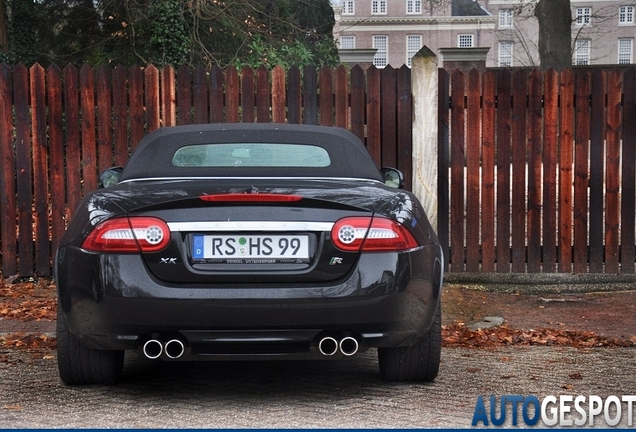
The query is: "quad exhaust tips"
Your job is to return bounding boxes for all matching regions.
[318,336,359,356]
[142,337,186,360]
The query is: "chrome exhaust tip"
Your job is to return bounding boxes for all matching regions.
[318,337,339,356]
[142,339,163,359]
[339,336,359,356]
[164,339,185,359]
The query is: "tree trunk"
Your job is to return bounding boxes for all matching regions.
[534,0,572,70]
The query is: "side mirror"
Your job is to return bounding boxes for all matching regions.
[381,167,404,189]
[99,166,123,188]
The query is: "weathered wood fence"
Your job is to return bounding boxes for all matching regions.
[439,67,636,275]
[0,62,635,277]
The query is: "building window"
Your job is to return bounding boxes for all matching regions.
[342,0,355,15]
[406,35,422,67]
[574,39,591,65]
[498,10,513,28]
[406,0,421,14]
[576,7,592,26]
[372,0,387,14]
[618,38,633,64]
[619,6,634,24]
[458,34,474,48]
[498,42,513,67]
[373,35,388,68]
[339,36,355,49]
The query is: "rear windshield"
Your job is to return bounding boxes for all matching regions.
[172,143,331,168]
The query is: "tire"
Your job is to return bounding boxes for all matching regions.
[56,307,124,385]
[378,302,441,382]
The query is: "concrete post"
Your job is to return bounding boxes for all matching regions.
[411,46,438,233]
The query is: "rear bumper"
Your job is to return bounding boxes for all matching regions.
[56,245,443,359]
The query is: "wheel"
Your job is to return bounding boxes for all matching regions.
[378,302,441,382]
[56,307,124,385]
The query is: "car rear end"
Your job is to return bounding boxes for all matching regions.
[56,179,443,362]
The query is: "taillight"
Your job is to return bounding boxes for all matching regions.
[200,193,303,202]
[82,217,170,253]
[331,217,419,252]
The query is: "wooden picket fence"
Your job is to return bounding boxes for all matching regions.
[1,63,635,277]
[0,63,413,277]
[438,67,636,274]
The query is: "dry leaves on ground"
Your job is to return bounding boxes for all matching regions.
[1,333,57,350]
[442,323,636,348]
[0,277,56,321]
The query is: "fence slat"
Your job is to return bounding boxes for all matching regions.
[193,66,209,124]
[604,69,622,273]
[496,70,512,273]
[271,66,285,123]
[380,67,397,168]
[0,64,16,276]
[209,66,224,123]
[46,65,65,258]
[15,65,33,276]
[240,67,254,123]
[465,69,481,272]
[288,66,302,124]
[527,69,542,272]
[511,70,528,272]
[558,69,574,273]
[573,70,590,273]
[303,66,318,125]
[589,69,606,272]
[450,69,465,272]
[80,65,98,192]
[319,66,333,126]
[64,65,81,218]
[366,67,381,166]
[129,66,145,152]
[96,65,113,171]
[350,66,365,142]
[621,67,636,273]
[542,69,558,273]
[30,65,49,276]
[335,65,348,128]
[177,66,192,125]
[162,66,176,127]
[257,66,269,123]
[112,66,128,166]
[226,66,239,123]
[481,71,496,273]
[438,68,450,271]
[144,66,160,132]
[397,65,412,190]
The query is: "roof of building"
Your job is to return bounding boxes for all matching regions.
[452,0,491,16]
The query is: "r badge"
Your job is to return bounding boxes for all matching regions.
[329,257,343,265]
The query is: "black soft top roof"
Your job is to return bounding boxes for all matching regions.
[119,123,383,182]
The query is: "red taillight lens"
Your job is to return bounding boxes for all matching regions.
[331,216,419,252]
[200,193,303,202]
[82,217,170,253]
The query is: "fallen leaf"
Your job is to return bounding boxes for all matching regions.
[466,367,481,373]
[562,384,573,390]
[2,405,23,411]
[569,372,583,380]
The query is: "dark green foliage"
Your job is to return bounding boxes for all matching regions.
[7,0,39,65]
[0,0,339,68]
[145,0,190,67]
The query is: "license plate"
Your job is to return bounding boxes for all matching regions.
[192,234,310,263]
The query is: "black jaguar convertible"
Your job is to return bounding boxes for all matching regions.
[55,123,443,384]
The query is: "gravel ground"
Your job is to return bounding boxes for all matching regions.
[1,345,634,428]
